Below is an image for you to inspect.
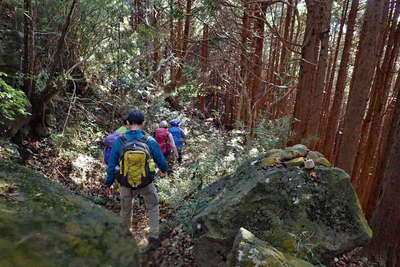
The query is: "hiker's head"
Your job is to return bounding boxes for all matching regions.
[127,110,145,129]
[159,120,168,128]
[169,119,180,127]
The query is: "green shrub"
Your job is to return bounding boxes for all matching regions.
[0,72,29,124]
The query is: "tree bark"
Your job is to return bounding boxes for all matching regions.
[290,0,320,144]
[277,0,293,87]
[317,0,348,152]
[323,0,359,161]
[358,21,400,216]
[237,0,251,124]
[175,0,192,85]
[361,84,400,267]
[305,0,332,150]
[248,2,268,129]
[199,23,209,113]
[23,0,35,99]
[335,0,384,175]
[291,0,332,146]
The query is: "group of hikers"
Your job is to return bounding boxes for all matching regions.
[103,109,186,251]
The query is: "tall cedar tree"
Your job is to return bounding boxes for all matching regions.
[362,88,400,266]
[323,0,359,160]
[22,0,34,99]
[291,0,332,148]
[335,0,384,175]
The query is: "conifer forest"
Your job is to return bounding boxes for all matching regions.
[0,0,399,266]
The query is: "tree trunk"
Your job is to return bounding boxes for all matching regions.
[317,0,348,152]
[237,0,251,124]
[23,0,35,99]
[277,0,293,87]
[351,0,392,193]
[365,65,400,219]
[248,2,268,129]
[335,0,384,175]
[305,0,333,150]
[358,20,400,216]
[291,0,332,146]
[199,23,209,113]
[169,0,176,84]
[323,0,359,161]
[30,0,78,137]
[175,0,192,86]
[290,0,320,144]
[361,84,400,267]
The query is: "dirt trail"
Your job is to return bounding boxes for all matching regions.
[22,140,195,266]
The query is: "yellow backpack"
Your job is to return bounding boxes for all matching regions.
[117,135,156,189]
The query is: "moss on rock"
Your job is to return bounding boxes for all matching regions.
[191,146,372,266]
[0,160,139,267]
[228,228,315,267]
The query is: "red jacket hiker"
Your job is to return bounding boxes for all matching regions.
[154,121,178,159]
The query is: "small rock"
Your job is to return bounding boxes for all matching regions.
[279,144,309,161]
[304,159,315,169]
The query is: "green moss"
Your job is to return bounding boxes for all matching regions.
[284,157,305,167]
[316,157,332,167]
[193,153,372,265]
[0,160,139,266]
[261,156,279,167]
[229,228,316,267]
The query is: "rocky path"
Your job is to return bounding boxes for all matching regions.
[22,140,196,266]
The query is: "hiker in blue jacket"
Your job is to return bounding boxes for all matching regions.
[104,109,167,251]
[168,119,186,163]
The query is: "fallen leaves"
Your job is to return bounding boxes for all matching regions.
[143,225,195,267]
[330,247,375,267]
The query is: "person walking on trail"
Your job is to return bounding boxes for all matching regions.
[169,119,186,163]
[154,120,179,161]
[104,110,168,251]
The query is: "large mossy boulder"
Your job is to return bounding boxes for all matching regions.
[228,228,315,267]
[192,145,372,266]
[0,160,139,267]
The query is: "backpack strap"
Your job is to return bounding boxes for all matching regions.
[120,134,128,145]
[140,134,151,143]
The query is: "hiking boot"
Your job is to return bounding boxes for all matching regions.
[144,237,160,252]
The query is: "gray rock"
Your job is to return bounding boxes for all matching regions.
[0,139,21,160]
[278,144,309,161]
[228,228,315,267]
[192,153,371,266]
[0,160,139,266]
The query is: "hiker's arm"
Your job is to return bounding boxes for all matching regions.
[105,139,122,187]
[147,137,168,173]
[169,133,179,159]
[180,128,186,139]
